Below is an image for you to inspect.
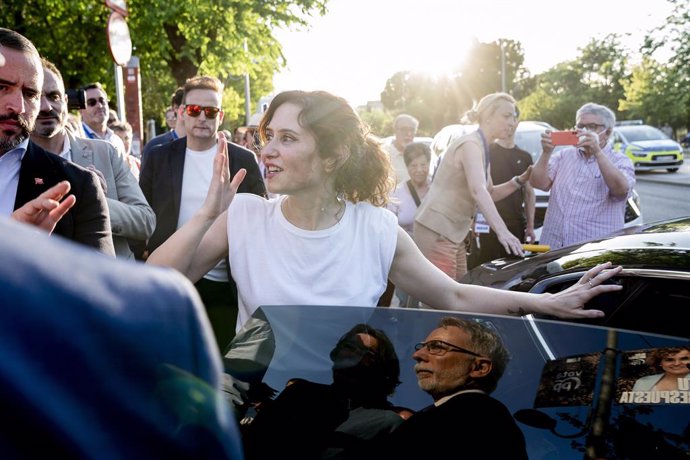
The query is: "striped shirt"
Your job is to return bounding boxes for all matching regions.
[540,145,635,249]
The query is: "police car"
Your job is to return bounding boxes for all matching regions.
[613,121,684,173]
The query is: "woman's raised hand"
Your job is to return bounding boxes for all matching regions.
[200,131,246,219]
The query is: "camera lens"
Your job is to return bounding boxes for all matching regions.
[66,88,87,110]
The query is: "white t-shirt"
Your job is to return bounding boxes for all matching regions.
[179,144,227,281]
[227,194,398,331]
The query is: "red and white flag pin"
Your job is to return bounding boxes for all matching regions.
[34,177,44,185]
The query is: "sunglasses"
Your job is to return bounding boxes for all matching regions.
[184,104,221,119]
[86,97,108,107]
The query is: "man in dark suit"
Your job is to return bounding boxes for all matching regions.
[0,216,243,459]
[0,28,114,256]
[139,75,266,352]
[371,316,528,459]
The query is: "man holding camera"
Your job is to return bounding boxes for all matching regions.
[530,103,634,249]
[31,58,155,260]
[0,28,114,255]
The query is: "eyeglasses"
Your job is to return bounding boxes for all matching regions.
[86,97,108,107]
[395,126,416,135]
[575,123,606,132]
[184,104,221,119]
[414,340,484,358]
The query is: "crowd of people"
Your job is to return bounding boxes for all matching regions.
[2,25,637,458]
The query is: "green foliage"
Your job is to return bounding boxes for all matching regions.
[7,0,690,139]
[517,35,631,129]
[379,38,529,135]
[357,108,394,138]
[0,0,328,133]
[620,57,689,128]
[642,0,690,130]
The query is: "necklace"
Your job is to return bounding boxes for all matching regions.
[282,197,345,230]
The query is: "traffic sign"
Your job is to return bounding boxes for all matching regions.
[106,12,132,66]
[104,0,128,16]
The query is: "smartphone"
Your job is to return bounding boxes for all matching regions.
[550,130,579,146]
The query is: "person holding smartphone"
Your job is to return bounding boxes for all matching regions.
[529,103,635,250]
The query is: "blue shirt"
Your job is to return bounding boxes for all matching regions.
[0,138,29,216]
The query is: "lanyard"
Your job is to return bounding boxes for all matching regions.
[476,128,490,180]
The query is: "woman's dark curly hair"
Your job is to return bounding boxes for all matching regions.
[259,90,395,206]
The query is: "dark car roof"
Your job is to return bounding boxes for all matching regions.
[463,217,690,291]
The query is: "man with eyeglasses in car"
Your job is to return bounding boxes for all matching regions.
[139,75,265,352]
[364,316,528,459]
[79,82,127,156]
[530,102,635,250]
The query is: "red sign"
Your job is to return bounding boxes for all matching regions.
[104,0,128,16]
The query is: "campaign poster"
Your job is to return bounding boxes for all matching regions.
[617,347,690,405]
[534,353,601,408]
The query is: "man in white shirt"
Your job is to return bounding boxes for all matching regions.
[383,114,419,183]
[139,75,266,352]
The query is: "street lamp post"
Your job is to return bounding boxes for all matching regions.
[244,39,251,126]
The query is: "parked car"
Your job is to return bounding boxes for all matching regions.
[429,122,644,241]
[429,123,475,158]
[462,215,690,338]
[237,303,689,460]
[613,124,684,173]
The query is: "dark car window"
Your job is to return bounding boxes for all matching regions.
[535,275,690,338]
[228,305,690,460]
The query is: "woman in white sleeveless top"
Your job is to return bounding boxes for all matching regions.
[148,90,622,332]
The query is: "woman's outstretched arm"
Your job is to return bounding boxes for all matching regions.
[390,227,621,319]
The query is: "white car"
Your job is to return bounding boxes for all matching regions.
[429,122,643,242]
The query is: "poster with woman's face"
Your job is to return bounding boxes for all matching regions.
[617,347,690,405]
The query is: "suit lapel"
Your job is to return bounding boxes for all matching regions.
[171,139,187,216]
[68,133,94,168]
[15,142,59,209]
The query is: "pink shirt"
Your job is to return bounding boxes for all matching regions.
[540,145,635,249]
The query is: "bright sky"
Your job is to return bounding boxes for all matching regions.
[272,0,674,107]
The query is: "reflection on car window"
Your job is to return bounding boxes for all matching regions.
[238,305,690,460]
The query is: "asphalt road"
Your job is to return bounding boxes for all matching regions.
[634,159,690,223]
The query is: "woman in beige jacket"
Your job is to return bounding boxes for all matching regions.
[414,93,528,281]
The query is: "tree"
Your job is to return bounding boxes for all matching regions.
[643,0,690,130]
[460,38,528,99]
[517,34,630,129]
[378,38,529,134]
[0,0,328,129]
[619,57,688,128]
[517,61,589,129]
[357,108,394,138]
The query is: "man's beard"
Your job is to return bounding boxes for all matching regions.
[0,113,32,152]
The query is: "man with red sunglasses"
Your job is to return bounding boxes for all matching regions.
[139,75,266,353]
